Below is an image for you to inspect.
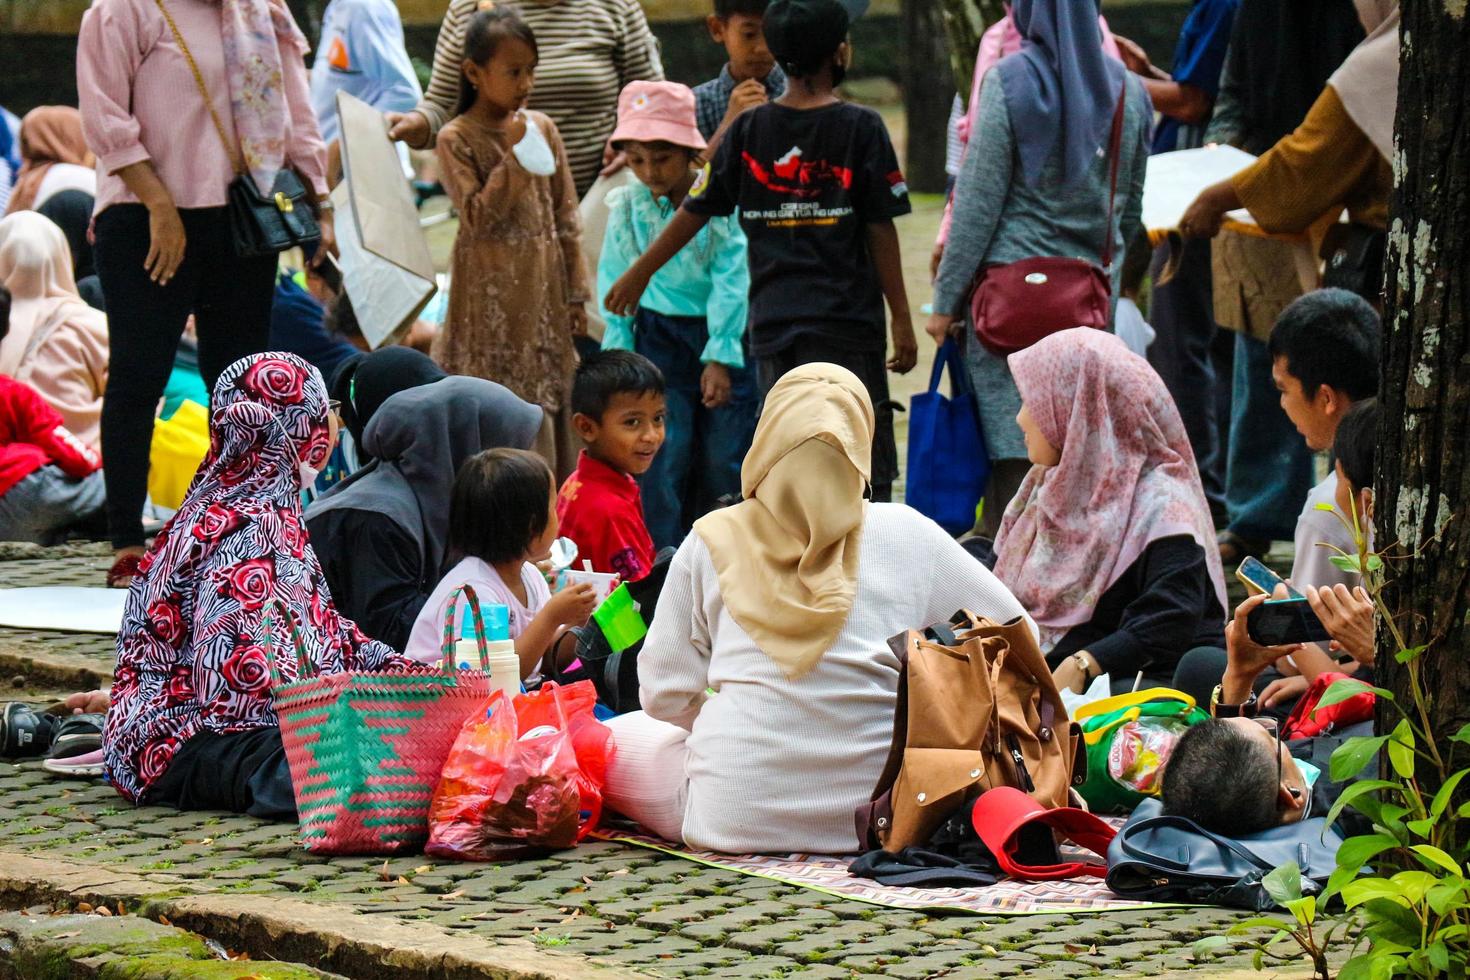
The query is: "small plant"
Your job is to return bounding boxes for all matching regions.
[1227,498,1467,979]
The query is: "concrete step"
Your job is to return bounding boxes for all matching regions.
[0,908,340,979]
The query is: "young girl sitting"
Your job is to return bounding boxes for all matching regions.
[404,448,597,678]
[597,81,754,549]
[994,328,1227,696]
[432,7,589,475]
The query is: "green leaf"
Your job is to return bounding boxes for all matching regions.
[1314,677,1379,713]
[1342,877,1410,909]
[1406,817,1435,838]
[1338,834,1402,872]
[1227,916,1299,935]
[1330,554,1361,572]
[1388,719,1415,780]
[1327,779,1401,831]
[1430,770,1470,820]
[1410,844,1464,877]
[1389,869,1438,903]
[1395,645,1425,664]
[1314,502,1337,512]
[1362,898,1425,946]
[1320,865,1359,906]
[1365,554,1384,572]
[1283,894,1316,926]
[1429,943,1451,973]
[1251,948,1265,971]
[1191,935,1230,959]
[1427,880,1466,917]
[1452,722,1470,746]
[1262,861,1304,905]
[1333,735,1390,782]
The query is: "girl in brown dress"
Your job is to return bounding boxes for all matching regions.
[434,7,589,474]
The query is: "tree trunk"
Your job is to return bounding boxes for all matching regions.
[935,0,1006,104]
[1376,0,1470,766]
[900,0,954,193]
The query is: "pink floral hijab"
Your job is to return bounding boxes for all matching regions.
[104,353,402,803]
[994,329,1226,645]
[215,0,309,194]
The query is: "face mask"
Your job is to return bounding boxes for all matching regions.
[299,461,321,488]
[1294,758,1322,819]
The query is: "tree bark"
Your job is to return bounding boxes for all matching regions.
[1376,0,1470,768]
[935,0,1006,104]
[900,0,955,193]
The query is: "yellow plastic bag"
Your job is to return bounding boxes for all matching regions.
[148,400,210,511]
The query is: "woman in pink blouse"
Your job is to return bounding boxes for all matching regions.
[77,0,330,587]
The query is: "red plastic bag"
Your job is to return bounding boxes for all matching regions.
[1283,671,1376,739]
[426,680,615,860]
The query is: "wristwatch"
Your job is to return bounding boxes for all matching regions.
[1210,684,1259,718]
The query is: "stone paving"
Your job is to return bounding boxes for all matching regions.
[0,549,1289,979]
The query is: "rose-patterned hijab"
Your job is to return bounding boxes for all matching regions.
[993,329,1226,648]
[104,353,402,803]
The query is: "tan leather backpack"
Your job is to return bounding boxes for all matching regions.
[856,611,1085,853]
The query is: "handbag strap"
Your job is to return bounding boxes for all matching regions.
[1120,812,1280,874]
[152,0,245,177]
[439,583,492,675]
[1099,89,1128,270]
[262,598,314,684]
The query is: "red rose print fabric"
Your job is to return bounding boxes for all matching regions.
[104,353,406,802]
[993,329,1227,646]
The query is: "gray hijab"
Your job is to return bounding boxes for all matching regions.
[994,0,1126,186]
[306,376,543,579]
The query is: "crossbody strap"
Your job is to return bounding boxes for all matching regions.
[1099,87,1128,270]
[152,0,244,177]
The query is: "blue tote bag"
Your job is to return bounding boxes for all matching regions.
[905,340,989,534]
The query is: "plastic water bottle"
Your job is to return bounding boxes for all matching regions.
[457,605,520,707]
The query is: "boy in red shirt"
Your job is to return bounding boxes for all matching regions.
[0,287,106,544]
[556,351,666,582]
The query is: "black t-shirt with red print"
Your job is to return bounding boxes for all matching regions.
[683,101,910,357]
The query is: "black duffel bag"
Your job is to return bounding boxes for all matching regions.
[1106,797,1343,911]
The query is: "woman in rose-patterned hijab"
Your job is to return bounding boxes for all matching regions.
[103,352,406,816]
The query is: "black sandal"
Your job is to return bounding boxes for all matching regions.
[0,703,59,759]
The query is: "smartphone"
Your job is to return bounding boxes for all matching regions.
[1247,596,1332,646]
[1236,557,1301,598]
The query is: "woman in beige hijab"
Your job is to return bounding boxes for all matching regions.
[601,364,1028,854]
[0,212,109,450]
[1178,0,1397,243]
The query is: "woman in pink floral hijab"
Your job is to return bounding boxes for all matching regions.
[994,328,1227,695]
[104,352,406,815]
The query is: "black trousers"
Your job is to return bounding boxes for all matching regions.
[93,205,276,548]
[146,728,297,820]
[1148,240,1227,525]
[754,337,899,502]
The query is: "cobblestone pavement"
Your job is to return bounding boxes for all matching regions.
[0,558,1288,979]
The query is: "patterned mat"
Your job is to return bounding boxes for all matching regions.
[589,827,1184,916]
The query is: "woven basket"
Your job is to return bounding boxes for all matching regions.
[265,587,498,854]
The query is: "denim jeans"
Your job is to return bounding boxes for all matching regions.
[1148,240,1227,524]
[633,309,758,550]
[1225,332,1315,541]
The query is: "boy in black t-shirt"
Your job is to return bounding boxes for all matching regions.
[604,0,916,501]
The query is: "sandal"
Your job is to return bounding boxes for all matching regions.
[45,713,105,761]
[1,703,58,759]
[1217,529,1270,566]
[43,748,105,779]
[106,553,143,590]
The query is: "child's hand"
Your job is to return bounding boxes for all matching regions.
[546,582,598,627]
[887,313,918,374]
[507,112,528,145]
[604,271,649,317]
[723,79,768,128]
[385,111,431,149]
[701,363,733,408]
[568,304,589,336]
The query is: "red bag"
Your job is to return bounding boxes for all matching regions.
[970,96,1126,357]
[426,680,614,860]
[1282,671,1376,739]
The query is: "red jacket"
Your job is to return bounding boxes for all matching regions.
[0,375,101,497]
[556,451,655,582]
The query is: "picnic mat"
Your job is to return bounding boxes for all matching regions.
[0,587,126,634]
[589,827,1180,916]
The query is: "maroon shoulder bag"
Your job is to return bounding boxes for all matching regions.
[970,94,1127,358]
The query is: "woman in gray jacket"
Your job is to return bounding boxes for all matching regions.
[927,0,1151,535]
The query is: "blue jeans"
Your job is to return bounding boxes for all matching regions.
[1225,332,1315,541]
[633,309,758,550]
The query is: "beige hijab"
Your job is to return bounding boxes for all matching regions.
[1332,0,1399,160]
[694,364,875,680]
[0,211,91,376]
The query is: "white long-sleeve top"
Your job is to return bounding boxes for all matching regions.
[639,503,1031,854]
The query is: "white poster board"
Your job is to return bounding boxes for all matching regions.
[1141,144,1259,234]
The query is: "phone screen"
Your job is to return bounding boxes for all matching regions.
[1236,557,1284,596]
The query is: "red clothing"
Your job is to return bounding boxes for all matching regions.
[0,375,100,496]
[556,450,655,582]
